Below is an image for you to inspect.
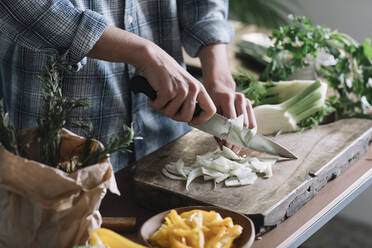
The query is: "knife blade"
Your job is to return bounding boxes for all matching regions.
[129,76,297,159]
[192,113,297,158]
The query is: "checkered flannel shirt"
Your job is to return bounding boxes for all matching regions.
[0,0,233,171]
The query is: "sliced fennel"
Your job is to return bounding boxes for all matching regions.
[186,168,203,191]
[221,146,242,161]
[161,168,186,181]
[254,80,328,135]
[162,146,278,190]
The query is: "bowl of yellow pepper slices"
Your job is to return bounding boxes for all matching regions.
[140,206,255,248]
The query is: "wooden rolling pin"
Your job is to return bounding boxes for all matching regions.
[102,217,137,232]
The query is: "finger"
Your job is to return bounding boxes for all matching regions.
[174,82,198,122]
[214,137,224,150]
[224,142,234,151]
[234,93,249,127]
[161,83,188,117]
[246,99,257,129]
[220,93,241,153]
[148,79,177,110]
[219,92,236,119]
[189,86,216,125]
[231,145,241,154]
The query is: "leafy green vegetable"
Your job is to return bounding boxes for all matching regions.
[260,15,331,81]
[264,15,372,119]
[236,15,372,132]
[233,70,271,106]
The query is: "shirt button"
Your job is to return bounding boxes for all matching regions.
[128,15,134,24]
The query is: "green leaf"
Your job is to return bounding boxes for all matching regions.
[363,38,372,59]
[240,14,372,129]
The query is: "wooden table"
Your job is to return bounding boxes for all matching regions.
[99,144,372,247]
[252,146,372,248]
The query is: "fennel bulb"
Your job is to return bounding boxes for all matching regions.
[254,80,327,135]
[260,80,315,104]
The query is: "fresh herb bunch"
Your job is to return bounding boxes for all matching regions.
[236,15,372,132]
[318,38,372,119]
[260,15,332,81]
[37,61,89,167]
[261,15,372,120]
[0,60,134,172]
[38,60,134,171]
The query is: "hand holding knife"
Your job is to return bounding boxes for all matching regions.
[129,76,297,159]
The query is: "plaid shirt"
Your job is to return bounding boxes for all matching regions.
[0,0,233,171]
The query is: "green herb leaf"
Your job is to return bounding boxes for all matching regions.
[363,38,372,60]
[245,15,372,127]
[0,100,23,156]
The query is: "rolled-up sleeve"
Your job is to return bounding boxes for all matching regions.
[177,0,234,57]
[0,0,107,66]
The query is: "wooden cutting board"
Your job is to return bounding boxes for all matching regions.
[133,119,372,231]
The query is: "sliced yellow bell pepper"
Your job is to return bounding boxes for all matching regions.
[90,228,147,248]
[150,209,243,248]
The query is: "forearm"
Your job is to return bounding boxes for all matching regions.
[198,43,256,152]
[89,25,216,125]
[88,26,152,68]
[197,43,235,90]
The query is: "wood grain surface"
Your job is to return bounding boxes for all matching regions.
[133,119,372,231]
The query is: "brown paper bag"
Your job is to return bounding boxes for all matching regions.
[0,128,120,248]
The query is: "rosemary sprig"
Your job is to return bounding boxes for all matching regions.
[0,100,23,156]
[78,125,134,167]
[0,60,134,172]
[69,120,134,168]
[70,120,95,163]
[37,60,88,167]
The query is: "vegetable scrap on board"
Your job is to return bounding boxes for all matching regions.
[162,145,277,190]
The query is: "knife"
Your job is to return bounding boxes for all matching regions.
[129,76,297,159]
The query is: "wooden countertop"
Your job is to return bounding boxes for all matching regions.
[99,142,372,247]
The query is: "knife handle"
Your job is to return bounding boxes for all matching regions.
[102,217,136,232]
[129,75,202,118]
